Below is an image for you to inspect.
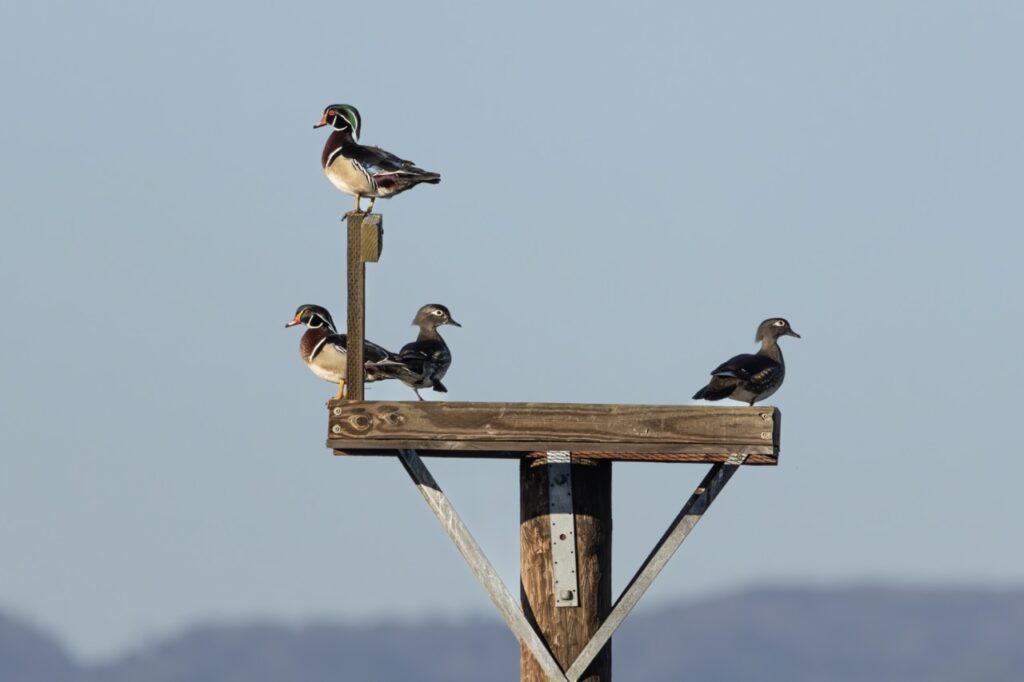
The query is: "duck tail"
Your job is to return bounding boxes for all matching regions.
[692,382,732,401]
[365,359,416,383]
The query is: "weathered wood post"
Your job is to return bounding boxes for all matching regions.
[521,457,612,682]
[328,354,780,680]
[344,213,382,401]
[324,183,783,681]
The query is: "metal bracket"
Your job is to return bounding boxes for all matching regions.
[547,451,579,608]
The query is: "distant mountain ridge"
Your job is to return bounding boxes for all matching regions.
[3,586,1022,682]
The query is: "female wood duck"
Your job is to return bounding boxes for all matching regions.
[285,304,396,399]
[365,304,460,400]
[314,104,441,214]
[692,318,800,405]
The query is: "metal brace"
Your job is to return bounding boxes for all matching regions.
[547,451,579,607]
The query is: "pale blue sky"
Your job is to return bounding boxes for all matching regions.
[1,0,1022,661]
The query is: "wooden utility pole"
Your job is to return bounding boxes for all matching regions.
[521,458,612,682]
[329,215,781,682]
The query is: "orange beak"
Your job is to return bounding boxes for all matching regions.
[285,314,303,328]
[313,113,328,129]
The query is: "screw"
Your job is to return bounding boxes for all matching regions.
[333,407,342,416]
[559,590,574,601]
[331,424,342,434]
[559,533,567,541]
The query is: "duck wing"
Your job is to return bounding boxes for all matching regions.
[314,334,396,364]
[391,344,433,376]
[710,353,782,391]
[347,144,441,191]
[364,340,449,384]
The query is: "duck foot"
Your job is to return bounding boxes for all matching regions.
[343,209,375,219]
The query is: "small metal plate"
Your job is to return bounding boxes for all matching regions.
[547,451,579,608]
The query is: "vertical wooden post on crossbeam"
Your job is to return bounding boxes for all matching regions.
[521,457,612,682]
[344,212,382,401]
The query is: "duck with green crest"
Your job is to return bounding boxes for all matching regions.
[285,304,397,399]
[315,104,441,215]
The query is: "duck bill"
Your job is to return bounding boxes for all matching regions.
[313,114,328,129]
[285,315,302,328]
[788,330,801,338]
[448,319,462,328]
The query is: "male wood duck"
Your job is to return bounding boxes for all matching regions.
[314,104,441,214]
[365,304,460,400]
[692,318,800,405]
[285,304,396,399]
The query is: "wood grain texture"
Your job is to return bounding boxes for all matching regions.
[326,402,779,464]
[360,215,383,262]
[332,447,777,464]
[521,458,611,682]
[344,213,370,401]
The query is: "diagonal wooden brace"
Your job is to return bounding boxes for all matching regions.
[397,449,569,682]
[563,452,748,681]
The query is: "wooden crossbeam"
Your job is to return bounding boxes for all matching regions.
[327,402,780,464]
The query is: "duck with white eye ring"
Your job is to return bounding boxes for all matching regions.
[365,304,461,400]
[692,318,800,406]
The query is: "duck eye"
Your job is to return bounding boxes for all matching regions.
[774,320,786,326]
[433,309,444,316]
